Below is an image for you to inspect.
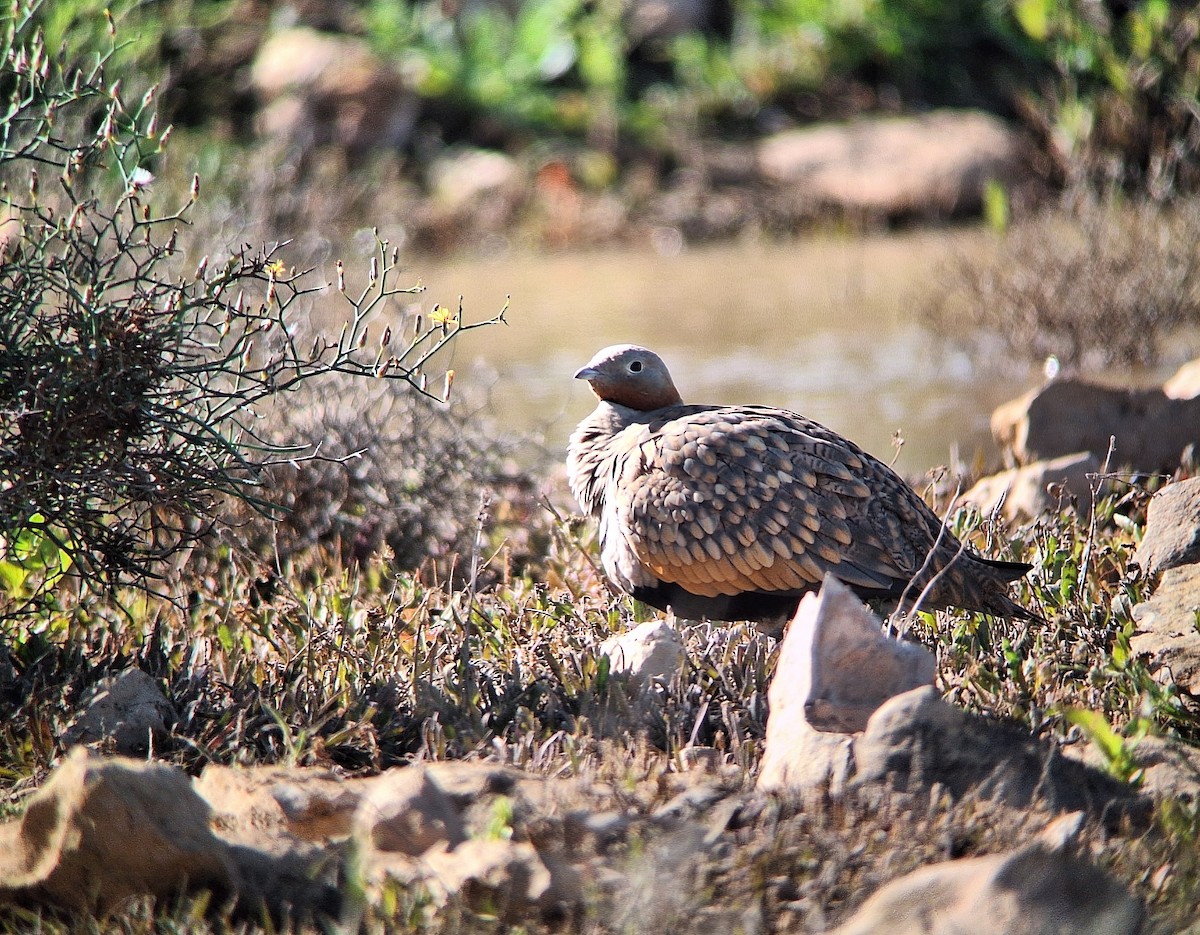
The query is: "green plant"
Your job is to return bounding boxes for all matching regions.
[1012,0,1200,195]
[0,2,503,610]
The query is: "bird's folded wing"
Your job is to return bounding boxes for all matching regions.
[615,407,913,598]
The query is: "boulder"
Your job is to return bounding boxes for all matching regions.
[756,110,1029,219]
[250,27,419,156]
[1130,563,1200,695]
[961,452,1101,522]
[427,148,523,214]
[851,687,1142,821]
[62,668,175,755]
[830,814,1141,935]
[991,380,1200,471]
[1164,357,1200,400]
[0,749,235,914]
[1132,477,1200,577]
[598,620,685,683]
[355,768,467,859]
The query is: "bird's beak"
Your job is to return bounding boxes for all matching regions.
[574,366,599,380]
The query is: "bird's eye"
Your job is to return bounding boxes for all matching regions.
[629,360,643,373]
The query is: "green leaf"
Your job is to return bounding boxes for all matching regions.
[1014,0,1053,42]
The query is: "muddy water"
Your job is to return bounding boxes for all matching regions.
[381,228,1046,475]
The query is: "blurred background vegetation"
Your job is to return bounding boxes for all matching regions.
[31,0,1200,205]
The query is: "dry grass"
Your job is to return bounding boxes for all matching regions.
[3,423,1200,931]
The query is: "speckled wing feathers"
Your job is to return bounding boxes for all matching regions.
[609,405,930,599]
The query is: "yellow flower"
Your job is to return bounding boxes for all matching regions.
[265,259,286,277]
[428,305,455,326]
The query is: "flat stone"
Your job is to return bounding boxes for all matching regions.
[961,452,1101,522]
[991,379,1200,472]
[830,831,1141,935]
[62,668,175,755]
[598,620,685,683]
[1130,563,1200,694]
[757,110,1029,219]
[1133,478,1200,577]
[852,687,1144,822]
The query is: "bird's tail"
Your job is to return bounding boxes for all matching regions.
[978,557,1034,583]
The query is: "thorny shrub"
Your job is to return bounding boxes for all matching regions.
[0,4,502,611]
[926,194,1200,367]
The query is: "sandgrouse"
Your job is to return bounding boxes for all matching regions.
[568,344,1037,629]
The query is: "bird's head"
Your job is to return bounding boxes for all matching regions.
[574,344,683,411]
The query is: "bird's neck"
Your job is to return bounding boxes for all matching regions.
[567,402,650,516]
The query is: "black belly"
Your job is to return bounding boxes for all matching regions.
[629,581,812,623]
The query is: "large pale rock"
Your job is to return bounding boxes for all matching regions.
[757,110,1028,219]
[992,380,1200,471]
[831,817,1141,935]
[250,27,419,155]
[428,148,523,213]
[1133,478,1200,577]
[62,668,175,755]
[0,749,234,914]
[790,576,933,733]
[961,452,1101,522]
[598,620,685,682]
[1164,357,1200,399]
[758,577,932,791]
[1130,563,1200,694]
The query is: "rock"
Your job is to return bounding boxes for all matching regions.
[62,668,175,755]
[758,715,856,793]
[756,110,1029,219]
[961,452,1102,522]
[626,0,711,41]
[1063,734,1200,805]
[250,27,419,156]
[0,749,234,914]
[1164,357,1200,399]
[1133,478,1200,577]
[427,148,523,213]
[830,825,1142,935]
[852,687,1143,821]
[991,379,1200,471]
[788,576,934,733]
[195,764,361,852]
[355,767,467,858]
[598,620,685,682]
[1130,563,1200,695]
[422,839,554,920]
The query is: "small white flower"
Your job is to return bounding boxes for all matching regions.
[130,167,154,191]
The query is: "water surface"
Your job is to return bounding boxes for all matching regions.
[395,230,1043,475]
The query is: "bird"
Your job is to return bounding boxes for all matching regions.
[567,344,1037,630]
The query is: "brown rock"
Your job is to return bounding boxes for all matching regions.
[961,452,1102,522]
[195,764,361,852]
[356,767,467,858]
[62,668,175,755]
[991,379,1200,471]
[1133,477,1200,577]
[757,110,1029,219]
[0,749,234,914]
[830,823,1141,935]
[1130,562,1200,694]
[422,839,554,920]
